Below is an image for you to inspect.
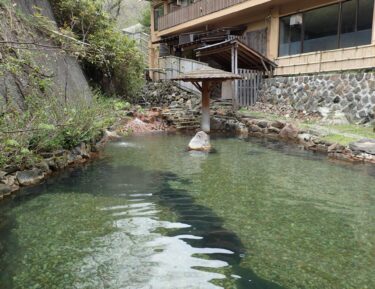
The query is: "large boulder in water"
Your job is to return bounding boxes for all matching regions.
[188,131,211,152]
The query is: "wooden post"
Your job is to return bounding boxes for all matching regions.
[231,46,235,108]
[234,43,239,110]
[201,81,211,133]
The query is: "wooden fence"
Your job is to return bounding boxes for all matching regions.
[158,0,246,31]
[155,57,264,105]
[237,69,263,106]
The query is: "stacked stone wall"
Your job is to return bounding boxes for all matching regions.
[259,71,375,123]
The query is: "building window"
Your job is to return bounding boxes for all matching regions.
[279,15,302,56]
[154,5,164,31]
[279,0,374,57]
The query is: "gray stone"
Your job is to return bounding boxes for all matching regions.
[318,107,330,118]
[349,139,375,155]
[353,87,361,94]
[271,120,285,129]
[188,131,211,151]
[74,143,90,159]
[0,183,11,195]
[35,161,51,173]
[1,174,16,187]
[356,73,364,82]
[358,110,367,118]
[333,96,341,103]
[268,127,281,134]
[249,124,262,133]
[185,99,192,110]
[4,165,19,174]
[323,111,350,125]
[257,120,269,128]
[362,96,369,105]
[297,133,313,142]
[0,170,6,179]
[16,169,44,186]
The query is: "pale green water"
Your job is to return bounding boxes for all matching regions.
[0,134,374,289]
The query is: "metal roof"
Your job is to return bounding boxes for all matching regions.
[172,67,242,82]
[196,39,277,72]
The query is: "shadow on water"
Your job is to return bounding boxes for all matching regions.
[245,136,375,178]
[152,171,286,289]
[0,160,286,289]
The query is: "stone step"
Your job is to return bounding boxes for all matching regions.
[176,125,200,130]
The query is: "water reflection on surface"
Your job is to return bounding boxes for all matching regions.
[0,134,374,289]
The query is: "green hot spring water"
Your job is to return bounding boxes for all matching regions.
[0,134,374,289]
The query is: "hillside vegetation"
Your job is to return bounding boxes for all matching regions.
[0,0,141,169]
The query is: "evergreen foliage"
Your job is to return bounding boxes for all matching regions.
[49,0,144,97]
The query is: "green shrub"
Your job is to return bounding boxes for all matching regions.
[49,0,144,98]
[0,93,120,169]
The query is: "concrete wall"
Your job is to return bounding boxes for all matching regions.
[0,0,91,110]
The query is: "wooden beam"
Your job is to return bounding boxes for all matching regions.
[196,46,232,57]
[192,81,202,92]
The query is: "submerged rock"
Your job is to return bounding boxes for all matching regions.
[188,131,211,152]
[0,183,11,195]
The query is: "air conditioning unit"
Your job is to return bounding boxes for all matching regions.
[179,34,194,45]
[176,0,188,7]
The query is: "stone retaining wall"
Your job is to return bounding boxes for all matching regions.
[259,71,375,123]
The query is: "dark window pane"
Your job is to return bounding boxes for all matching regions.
[303,4,339,53]
[279,16,291,56]
[356,0,374,44]
[279,16,302,56]
[340,0,358,48]
[290,20,302,55]
[154,5,164,31]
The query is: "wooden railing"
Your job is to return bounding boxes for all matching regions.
[158,0,247,31]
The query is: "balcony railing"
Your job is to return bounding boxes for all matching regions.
[158,0,247,31]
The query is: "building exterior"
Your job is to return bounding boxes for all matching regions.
[149,0,375,121]
[149,0,375,75]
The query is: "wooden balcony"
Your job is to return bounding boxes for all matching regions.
[158,0,247,31]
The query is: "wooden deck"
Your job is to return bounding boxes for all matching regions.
[158,0,247,31]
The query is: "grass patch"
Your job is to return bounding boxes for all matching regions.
[324,124,375,139]
[240,108,375,146]
[321,135,359,146]
[238,109,284,121]
[305,123,375,145]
